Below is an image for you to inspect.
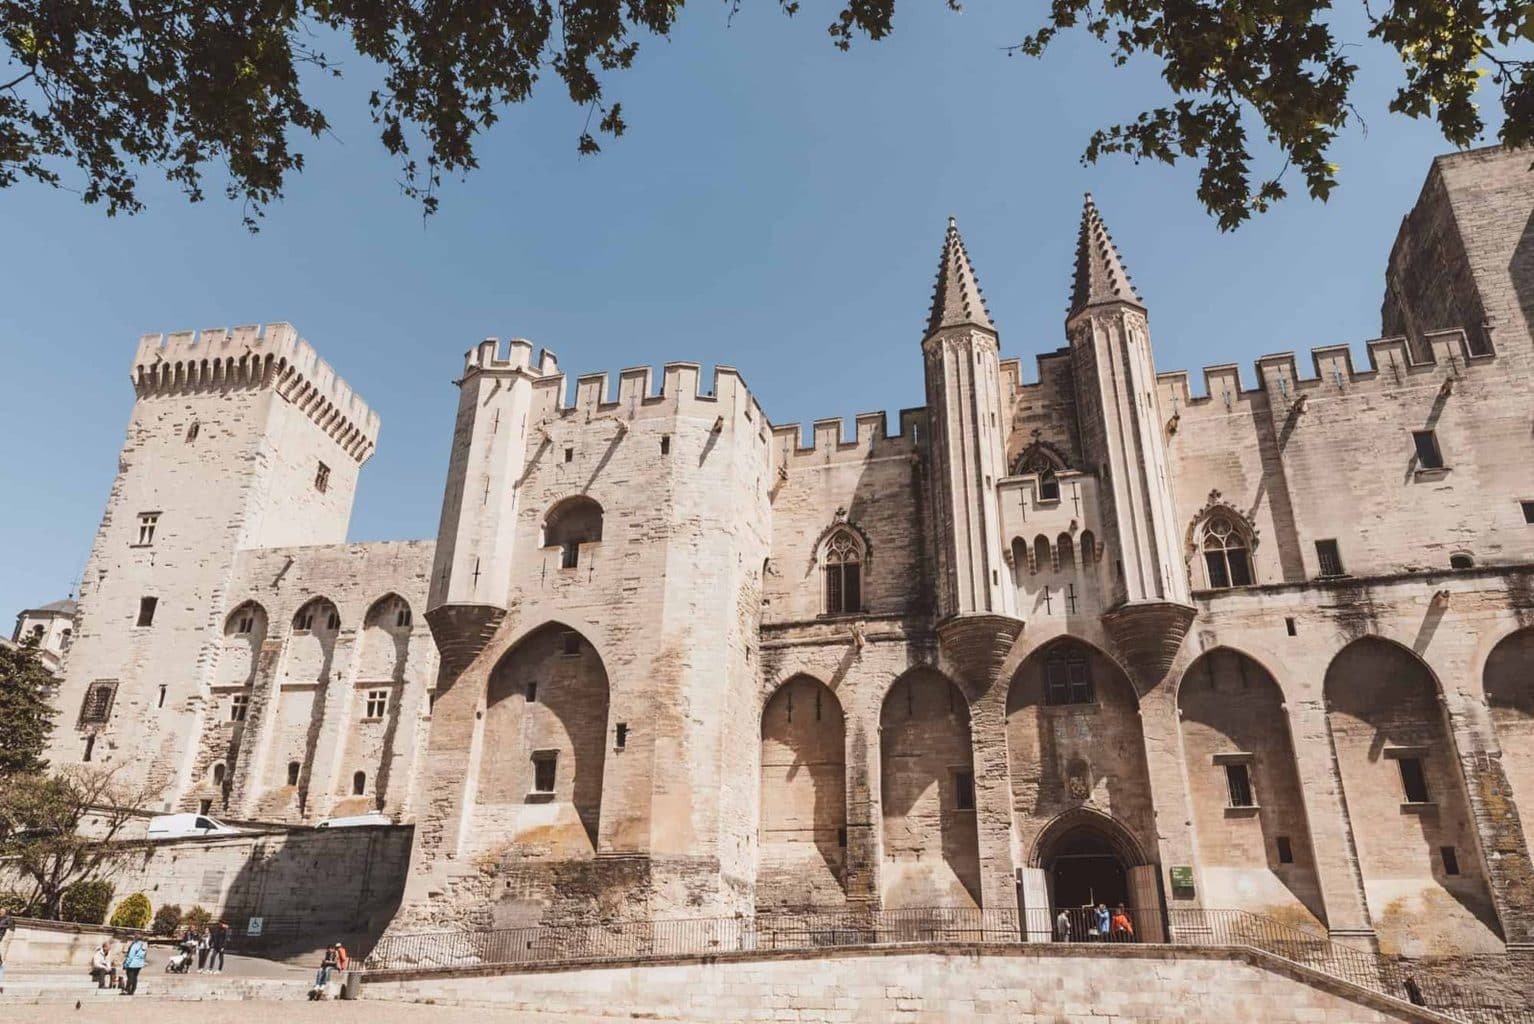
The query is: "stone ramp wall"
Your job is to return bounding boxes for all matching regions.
[362,943,1452,1023]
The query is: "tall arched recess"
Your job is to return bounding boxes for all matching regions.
[1007,639,1161,940]
[758,675,847,910]
[1325,638,1501,953]
[1178,649,1324,927]
[880,668,980,909]
[481,623,610,856]
[1484,628,1534,859]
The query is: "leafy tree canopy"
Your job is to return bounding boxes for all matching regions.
[0,635,58,775]
[0,1,1529,229]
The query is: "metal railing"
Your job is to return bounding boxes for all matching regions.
[365,905,1533,1024]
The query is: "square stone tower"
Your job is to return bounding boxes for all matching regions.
[51,324,379,807]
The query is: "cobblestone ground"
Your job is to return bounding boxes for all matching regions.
[6,1000,628,1023]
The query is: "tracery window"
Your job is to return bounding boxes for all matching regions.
[822,530,863,615]
[1200,514,1253,588]
[1016,444,1066,502]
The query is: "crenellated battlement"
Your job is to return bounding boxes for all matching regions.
[771,407,925,466]
[1157,328,1491,412]
[462,336,561,378]
[522,358,773,438]
[132,322,379,462]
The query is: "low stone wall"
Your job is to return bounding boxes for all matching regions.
[363,943,1452,1023]
[1,919,162,970]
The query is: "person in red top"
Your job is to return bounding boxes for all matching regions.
[1109,905,1135,942]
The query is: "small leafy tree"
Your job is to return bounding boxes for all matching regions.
[183,905,212,933]
[152,903,183,936]
[109,892,151,929]
[0,765,155,920]
[0,635,58,775]
[60,879,114,925]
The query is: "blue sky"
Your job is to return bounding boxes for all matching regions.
[0,3,1501,626]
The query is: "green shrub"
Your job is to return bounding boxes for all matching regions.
[183,904,212,932]
[152,903,183,936]
[104,891,149,929]
[0,890,34,916]
[60,879,115,925]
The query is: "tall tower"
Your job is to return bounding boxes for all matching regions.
[1066,197,1194,685]
[50,324,378,804]
[921,218,1015,623]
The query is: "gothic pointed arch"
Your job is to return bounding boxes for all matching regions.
[1485,628,1534,860]
[1178,647,1324,925]
[1188,490,1259,589]
[482,622,610,853]
[1013,438,1070,477]
[879,667,979,908]
[543,495,604,569]
[1324,637,1500,948]
[218,601,267,688]
[758,675,847,909]
[814,510,870,615]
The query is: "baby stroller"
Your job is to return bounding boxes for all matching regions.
[166,937,197,973]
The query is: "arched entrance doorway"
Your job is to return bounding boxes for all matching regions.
[1021,809,1162,942]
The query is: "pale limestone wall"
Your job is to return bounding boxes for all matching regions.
[758,674,847,909]
[365,946,1435,1023]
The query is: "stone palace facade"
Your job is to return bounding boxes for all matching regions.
[42,145,1534,970]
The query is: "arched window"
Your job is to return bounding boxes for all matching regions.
[211,762,226,786]
[1057,533,1075,571]
[544,496,604,570]
[1016,443,1067,502]
[1200,514,1254,588]
[1080,530,1097,564]
[286,761,301,786]
[823,530,863,615]
[352,771,366,796]
[1450,552,1475,570]
[293,598,338,633]
[1033,535,1052,574]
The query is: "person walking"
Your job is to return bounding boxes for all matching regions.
[122,936,148,995]
[1054,907,1072,942]
[196,926,211,972]
[208,920,229,973]
[0,905,12,994]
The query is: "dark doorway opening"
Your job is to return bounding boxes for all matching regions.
[1048,830,1129,910]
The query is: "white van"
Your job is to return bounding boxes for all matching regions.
[315,810,391,829]
[147,813,243,840]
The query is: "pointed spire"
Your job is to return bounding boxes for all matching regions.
[926,216,997,337]
[1068,193,1143,319]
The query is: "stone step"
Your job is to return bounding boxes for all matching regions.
[0,977,314,1004]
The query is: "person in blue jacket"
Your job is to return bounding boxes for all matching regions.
[122,937,148,995]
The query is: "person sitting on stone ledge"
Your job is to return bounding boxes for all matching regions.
[91,942,111,988]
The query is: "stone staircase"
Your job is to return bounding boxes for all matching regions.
[0,966,317,1005]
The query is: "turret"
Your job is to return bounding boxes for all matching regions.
[1066,197,1194,685]
[921,219,1015,623]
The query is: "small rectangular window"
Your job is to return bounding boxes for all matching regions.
[395,606,412,628]
[229,693,249,722]
[615,723,628,749]
[1285,617,1297,637]
[1225,763,1255,808]
[1276,836,1294,864]
[954,771,976,811]
[158,684,167,709]
[1398,757,1431,804]
[79,681,118,726]
[236,612,254,634]
[83,735,95,762]
[1522,501,1534,525]
[660,435,671,455]
[1440,845,1460,876]
[526,681,538,703]
[837,826,848,848]
[561,631,581,656]
[315,461,331,493]
[1412,430,1444,470]
[136,512,159,546]
[136,596,158,627]
[560,542,580,569]
[365,689,388,719]
[1315,540,1345,578]
[563,447,574,463]
[532,752,557,793]
[185,421,200,442]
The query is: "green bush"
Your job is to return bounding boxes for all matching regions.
[60,879,115,925]
[109,892,152,929]
[183,904,212,932]
[152,903,183,936]
[0,890,34,916]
